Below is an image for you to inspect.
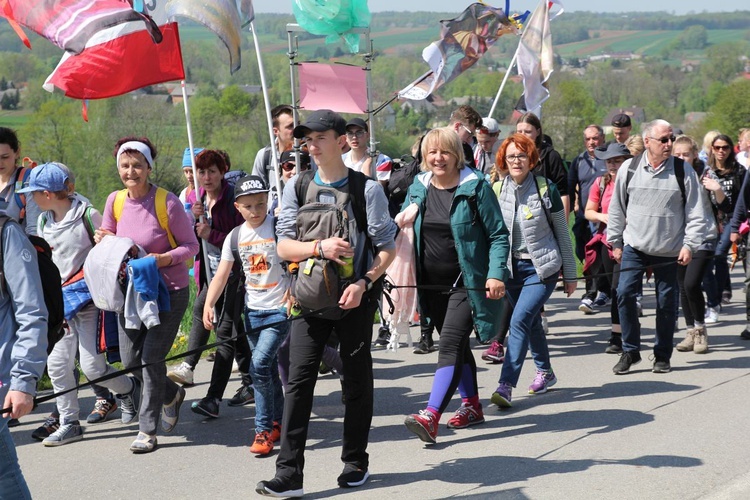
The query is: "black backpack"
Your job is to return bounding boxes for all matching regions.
[386,136,424,217]
[0,216,65,355]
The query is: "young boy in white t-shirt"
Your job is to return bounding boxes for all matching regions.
[203,175,289,456]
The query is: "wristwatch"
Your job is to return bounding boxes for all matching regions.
[361,276,373,292]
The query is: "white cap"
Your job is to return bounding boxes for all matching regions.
[480,117,500,134]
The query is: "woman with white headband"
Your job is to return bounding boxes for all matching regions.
[95,136,199,453]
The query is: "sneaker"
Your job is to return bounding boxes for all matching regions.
[404,409,439,444]
[7,418,20,427]
[191,396,220,418]
[528,369,557,395]
[42,421,83,447]
[481,340,504,363]
[249,430,274,455]
[373,326,390,347]
[337,463,370,488]
[593,292,610,307]
[319,360,333,375]
[227,385,255,407]
[704,307,719,324]
[446,402,485,429]
[491,382,513,408]
[412,336,436,354]
[652,356,672,373]
[693,326,709,354]
[613,351,642,375]
[270,421,281,443]
[256,477,304,498]
[167,362,194,386]
[31,414,60,441]
[129,432,157,454]
[541,315,549,335]
[675,328,696,352]
[206,351,216,362]
[605,333,623,354]
[118,377,141,424]
[87,396,117,424]
[741,329,750,340]
[578,298,595,314]
[161,386,186,433]
[721,290,732,305]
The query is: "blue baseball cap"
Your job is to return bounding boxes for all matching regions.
[17,162,70,193]
[182,147,204,167]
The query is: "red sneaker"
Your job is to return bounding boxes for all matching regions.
[481,340,504,363]
[250,431,273,455]
[404,410,439,444]
[446,402,485,429]
[270,421,281,443]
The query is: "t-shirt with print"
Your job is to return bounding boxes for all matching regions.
[221,216,289,310]
[342,151,393,182]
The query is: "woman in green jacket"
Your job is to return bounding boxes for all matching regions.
[398,127,509,444]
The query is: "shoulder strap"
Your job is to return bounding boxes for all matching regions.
[347,169,368,235]
[624,153,642,208]
[294,169,315,206]
[673,157,686,208]
[155,187,177,249]
[230,226,241,268]
[13,167,30,223]
[534,176,555,231]
[492,180,503,198]
[0,215,10,294]
[263,146,274,173]
[83,206,96,246]
[113,189,128,222]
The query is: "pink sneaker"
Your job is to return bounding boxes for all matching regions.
[528,369,557,394]
[481,340,504,363]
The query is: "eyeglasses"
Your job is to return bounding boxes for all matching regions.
[713,144,731,152]
[346,130,366,139]
[650,135,675,144]
[505,154,528,163]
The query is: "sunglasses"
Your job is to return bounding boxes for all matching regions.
[713,145,731,152]
[281,162,310,172]
[346,130,366,139]
[650,135,676,144]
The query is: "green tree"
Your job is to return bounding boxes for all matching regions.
[542,77,597,161]
[675,25,708,50]
[704,80,750,137]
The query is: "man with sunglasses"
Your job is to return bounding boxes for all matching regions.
[448,104,482,169]
[607,119,707,375]
[342,118,392,190]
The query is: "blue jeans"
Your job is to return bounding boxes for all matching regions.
[617,245,677,359]
[245,307,288,433]
[500,259,557,387]
[0,417,31,500]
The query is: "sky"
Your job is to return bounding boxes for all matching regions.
[251,0,748,15]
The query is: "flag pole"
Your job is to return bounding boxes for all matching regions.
[487,48,519,119]
[181,79,214,285]
[249,21,283,198]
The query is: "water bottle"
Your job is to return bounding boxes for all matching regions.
[338,255,354,278]
[184,202,194,224]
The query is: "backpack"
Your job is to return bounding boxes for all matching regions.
[387,136,424,217]
[40,205,97,246]
[625,153,685,208]
[224,170,248,188]
[0,215,65,355]
[112,187,177,249]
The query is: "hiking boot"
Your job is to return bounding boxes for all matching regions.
[704,307,719,324]
[256,476,304,498]
[270,421,281,443]
[129,432,157,454]
[652,356,671,373]
[87,396,117,424]
[481,340,504,363]
[578,298,595,314]
[249,430,274,455]
[593,292,610,307]
[31,414,60,441]
[227,385,255,407]
[446,402,485,429]
[161,386,186,433]
[338,463,370,488]
[118,377,141,424]
[167,362,194,386]
[412,335,436,354]
[404,409,439,444]
[613,351,641,375]
[191,397,220,418]
[528,369,557,394]
[43,421,83,447]
[373,326,390,348]
[693,326,709,354]
[675,328,696,352]
[605,332,623,354]
[491,382,513,408]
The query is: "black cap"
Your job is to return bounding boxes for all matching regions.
[293,109,347,139]
[234,175,269,198]
[345,117,368,132]
[280,150,310,167]
[611,113,632,128]
[594,142,633,161]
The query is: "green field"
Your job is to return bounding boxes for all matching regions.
[0,111,29,128]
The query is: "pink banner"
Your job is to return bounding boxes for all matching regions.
[298,63,368,114]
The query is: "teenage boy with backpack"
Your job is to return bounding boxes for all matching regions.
[256,110,397,497]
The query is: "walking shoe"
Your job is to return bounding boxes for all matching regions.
[87,396,117,424]
[256,477,304,498]
[481,340,504,363]
[413,335,436,354]
[270,421,281,443]
[191,396,220,418]
[704,307,719,324]
[490,382,513,408]
[129,432,157,454]
[578,298,595,314]
[337,463,370,488]
[161,386,186,433]
[7,418,20,427]
[693,326,709,354]
[206,351,216,362]
[249,430,274,455]
[605,332,623,354]
[741,329,750,340]
[31,414,60,441]
[373,326,390,348]
[528,369,557,395]
[43,421,83,447]
[446,402,485,429]
[227,385,255,407]
[118,377,141,424]
[319,360,333,375]
[404,409,439,444]
[675,328,696,352]
[652,356,672,373]
[593,291,610,307]
[613,351,641,375]
[167,361,194,386]
[721,290,732,306]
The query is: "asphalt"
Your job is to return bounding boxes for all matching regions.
[11,269,750,500]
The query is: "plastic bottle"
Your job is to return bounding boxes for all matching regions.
[339,255,354,278]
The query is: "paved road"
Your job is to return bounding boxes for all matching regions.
[11,273,750,499]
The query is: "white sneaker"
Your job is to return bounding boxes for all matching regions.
[167,362,194,386]
[43,421,83,447]
[704,307,719,324]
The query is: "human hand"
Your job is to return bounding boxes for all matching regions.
[485,278,505,300]
[94,228,115,244]
[146,253,173,268]
[613,248,622,263]
[320,237,353,265]
[192,201,205,218]
[3,390,34,419]
[677,247,692,266]
[202,306,215,330]
[564,281,577,297]
[339,281,365,309]
[195,221,211,240]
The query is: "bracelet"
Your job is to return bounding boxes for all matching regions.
[319,241,325,259]
[312,240,320,258]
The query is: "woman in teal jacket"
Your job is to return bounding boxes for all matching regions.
[399,127,509,444]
